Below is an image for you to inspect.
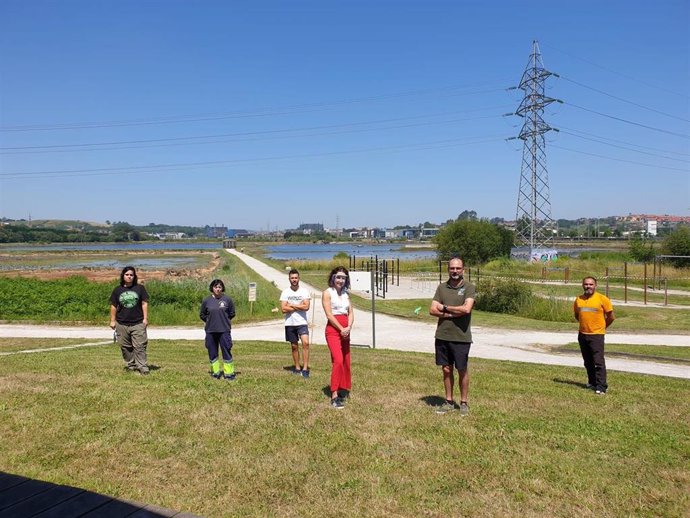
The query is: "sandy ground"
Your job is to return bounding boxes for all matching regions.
[1,248,687,379]
[0,250,221,282]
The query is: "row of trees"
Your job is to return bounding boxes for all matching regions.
[0,221,212,243]
[434,218,690,267]
[0,222,152,243]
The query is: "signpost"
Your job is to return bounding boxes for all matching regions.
[248,282,257,316]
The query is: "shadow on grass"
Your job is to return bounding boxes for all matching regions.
[420,395,447,408]
[0,471,200,517]
[552,377,590,390]
[320,385,351,400]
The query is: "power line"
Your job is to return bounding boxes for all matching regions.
[558,125,690,157]
[0,83,510,132]
[0,106,511,154]
[564,102,690,139]
[542,43,690,99]
[0,134,508,180]
[559,130,690,163]
[551,144,689,173]
[557,75,690,123]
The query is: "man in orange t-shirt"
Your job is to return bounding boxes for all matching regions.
[573,276,615,394]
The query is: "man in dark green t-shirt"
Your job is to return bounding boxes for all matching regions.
[429,257,476,416]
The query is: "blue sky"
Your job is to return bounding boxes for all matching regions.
[1,0,688,230]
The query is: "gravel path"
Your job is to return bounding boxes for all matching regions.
[1,248,687,379]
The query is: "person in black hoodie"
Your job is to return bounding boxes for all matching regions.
[199,279,236,380]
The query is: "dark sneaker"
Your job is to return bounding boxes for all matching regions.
[330,397,345,409]
[458,402,469,416]
[211,372,222,379]
[292,368,302,375]
[585,383,595,390]
[139,367,150,376]
[224,374,237,381]
[436,400,455,414]
[301,369,310,379]
[125,365,137,372]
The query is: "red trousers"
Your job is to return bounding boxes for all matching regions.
[325,314,351,393]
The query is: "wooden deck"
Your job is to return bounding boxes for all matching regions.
[0,472,202,517]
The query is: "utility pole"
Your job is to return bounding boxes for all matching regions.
[510,40,562,252]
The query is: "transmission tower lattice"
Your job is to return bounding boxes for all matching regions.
[513,40,561,251]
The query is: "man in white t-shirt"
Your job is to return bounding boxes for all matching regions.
[280,269,311,378]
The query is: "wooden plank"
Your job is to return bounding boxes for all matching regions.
[0,479,52,511]
[1,484,83,518]
[0,472,203,518]
[80,497,147,518]
[0,473,29,492]
[32,490,113,518]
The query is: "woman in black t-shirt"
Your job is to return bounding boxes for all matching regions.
[109,266,150,375]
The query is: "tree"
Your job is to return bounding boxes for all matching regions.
[629,236,655,262]
[457,210,477,221]
[662,226,690,267]
[433,220,513,264]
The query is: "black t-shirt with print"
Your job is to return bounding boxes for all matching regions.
[110,284,149,325]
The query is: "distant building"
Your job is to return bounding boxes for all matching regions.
[420,227,439,239]
[206,226,228,238]
[298,223,324,235]
[647,220,657,236]
[227,229,253,238]
[153,232,186,240]
[370,228,386,239]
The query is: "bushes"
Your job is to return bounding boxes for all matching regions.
[662,226,690,267]
[475,278,532,314]
[0,276,112,322]
[0,273,280,325]
[475,278,572,323]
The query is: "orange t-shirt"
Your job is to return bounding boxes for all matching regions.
[574,292,613,335]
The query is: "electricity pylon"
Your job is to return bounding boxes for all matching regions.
[511,40,561,251]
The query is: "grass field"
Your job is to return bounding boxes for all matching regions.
[1,338,688,517]
[554,343,690,363]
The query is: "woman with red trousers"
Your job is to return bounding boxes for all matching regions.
[322,266,355,410]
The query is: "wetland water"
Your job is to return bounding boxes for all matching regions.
[0,242,437,270]
[265,243,437,260]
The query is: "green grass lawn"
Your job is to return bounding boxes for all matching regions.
[1,339,688,517]
[555,342,690,363]
[0,337,108,354]
[349,296,690,334]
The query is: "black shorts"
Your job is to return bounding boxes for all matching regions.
[435,339,471,370]
[285,325,309,344]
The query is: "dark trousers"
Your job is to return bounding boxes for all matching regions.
[205,332,233,363]
[578,332,607,391]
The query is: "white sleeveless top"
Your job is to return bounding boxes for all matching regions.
[327,287,350,315]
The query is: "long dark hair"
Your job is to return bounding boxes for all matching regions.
[327,266,350,289]
[119,266,138,286]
